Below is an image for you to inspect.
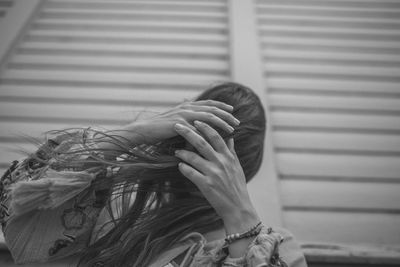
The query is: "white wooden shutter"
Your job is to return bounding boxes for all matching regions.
[256,0,400,245]
[0,0,230,173]
[0,0,13,21]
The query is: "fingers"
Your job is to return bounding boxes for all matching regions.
[187,105,240,129]
[175,150,209,176]
[195,111,235,135]
[177,162,205,187]
[227,137,235,153]
[191,100,233,113]
[174,123,217,161]
[194,121,229,153]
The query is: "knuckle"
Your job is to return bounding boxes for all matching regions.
[203,177,213,187]
[196,139,208,148]
[205,112,214,120]
[210,133,220,142]
[210,107,219,113]
[176,117,186,125]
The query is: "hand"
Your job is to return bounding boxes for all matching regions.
[122,100,240,144]
[174,121,260,235]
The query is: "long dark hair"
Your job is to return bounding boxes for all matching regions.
[75,82,267,266]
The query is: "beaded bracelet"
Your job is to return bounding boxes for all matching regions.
[224,222,263,244]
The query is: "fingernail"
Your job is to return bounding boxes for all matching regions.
[194,120,203,127]
[228,125,235,133]
[174,123,185,131]
[174,150,180,155]
[233,118,240,125]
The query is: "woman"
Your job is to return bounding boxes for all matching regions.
[0,82,307,266]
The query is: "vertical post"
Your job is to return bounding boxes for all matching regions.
[228,0,283,226]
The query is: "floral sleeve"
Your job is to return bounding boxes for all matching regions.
[0,129,111,264]
[190,226,307,267]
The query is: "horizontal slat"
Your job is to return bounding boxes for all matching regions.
[49,0,224,2]
[33,19,225,33]
[258,15,400,29]
[277,152,400,180]
[272,111,400,131]
[10,55,228,74]
[262,36,400,53]
[0,102,166,123]
[263,49,400,65]
[40,9,226,22]
[268,94,400,113]
[281,180,400,211]
[0,85,195,107]
[265,70,399,83]
[46,1,226,12]
[303,243,400,265]
[284,211,400,245]
[2,69,226,86]
[273,131,400,153]
[256,0,400,9]
[260,25,400,40]
[18,42,227,58]
[32,23,225,35]
[25,34,225,47]
[256,5,400,19]
[263,42,400,56]
[28,29,227,42]
[267,77,400,96]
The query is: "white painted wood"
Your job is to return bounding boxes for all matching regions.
[27,30,228,43]
[269,94,400,113]
[281,180,400,210]
[265,62,400,79]
[40,8,227,19]
[272,112,400,131]
[303,242,400,265]
[267,77,400,95]
[260,24,400,37]
[257,0,400,248]
[277,153,400,180]
[263,48,400,64]
[229,0,283,227]
[260,36,400,49]
[258,14,400,28]
[0,85,195,105]
[0,0,40,65]
[10,55,228,72]
[33,19,226,31]
[273,131,400,153]
[257,6,400,20]
[0,102,166,122]
[19,42,228,56]
[284,211,400,245]
[256,1,400,10]
[46,1,226,12]
[2,69,227,85]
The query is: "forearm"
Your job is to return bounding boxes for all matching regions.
[222,204,261,258]
[96,121,154,159]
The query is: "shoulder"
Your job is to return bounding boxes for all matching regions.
[274,227,308,267]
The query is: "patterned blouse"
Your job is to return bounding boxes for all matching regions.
[0,129,307,266]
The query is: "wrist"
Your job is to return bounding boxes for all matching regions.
[222,206,260,235]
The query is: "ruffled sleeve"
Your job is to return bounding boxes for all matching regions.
[190,226,307,267]
[0,129,111,264]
